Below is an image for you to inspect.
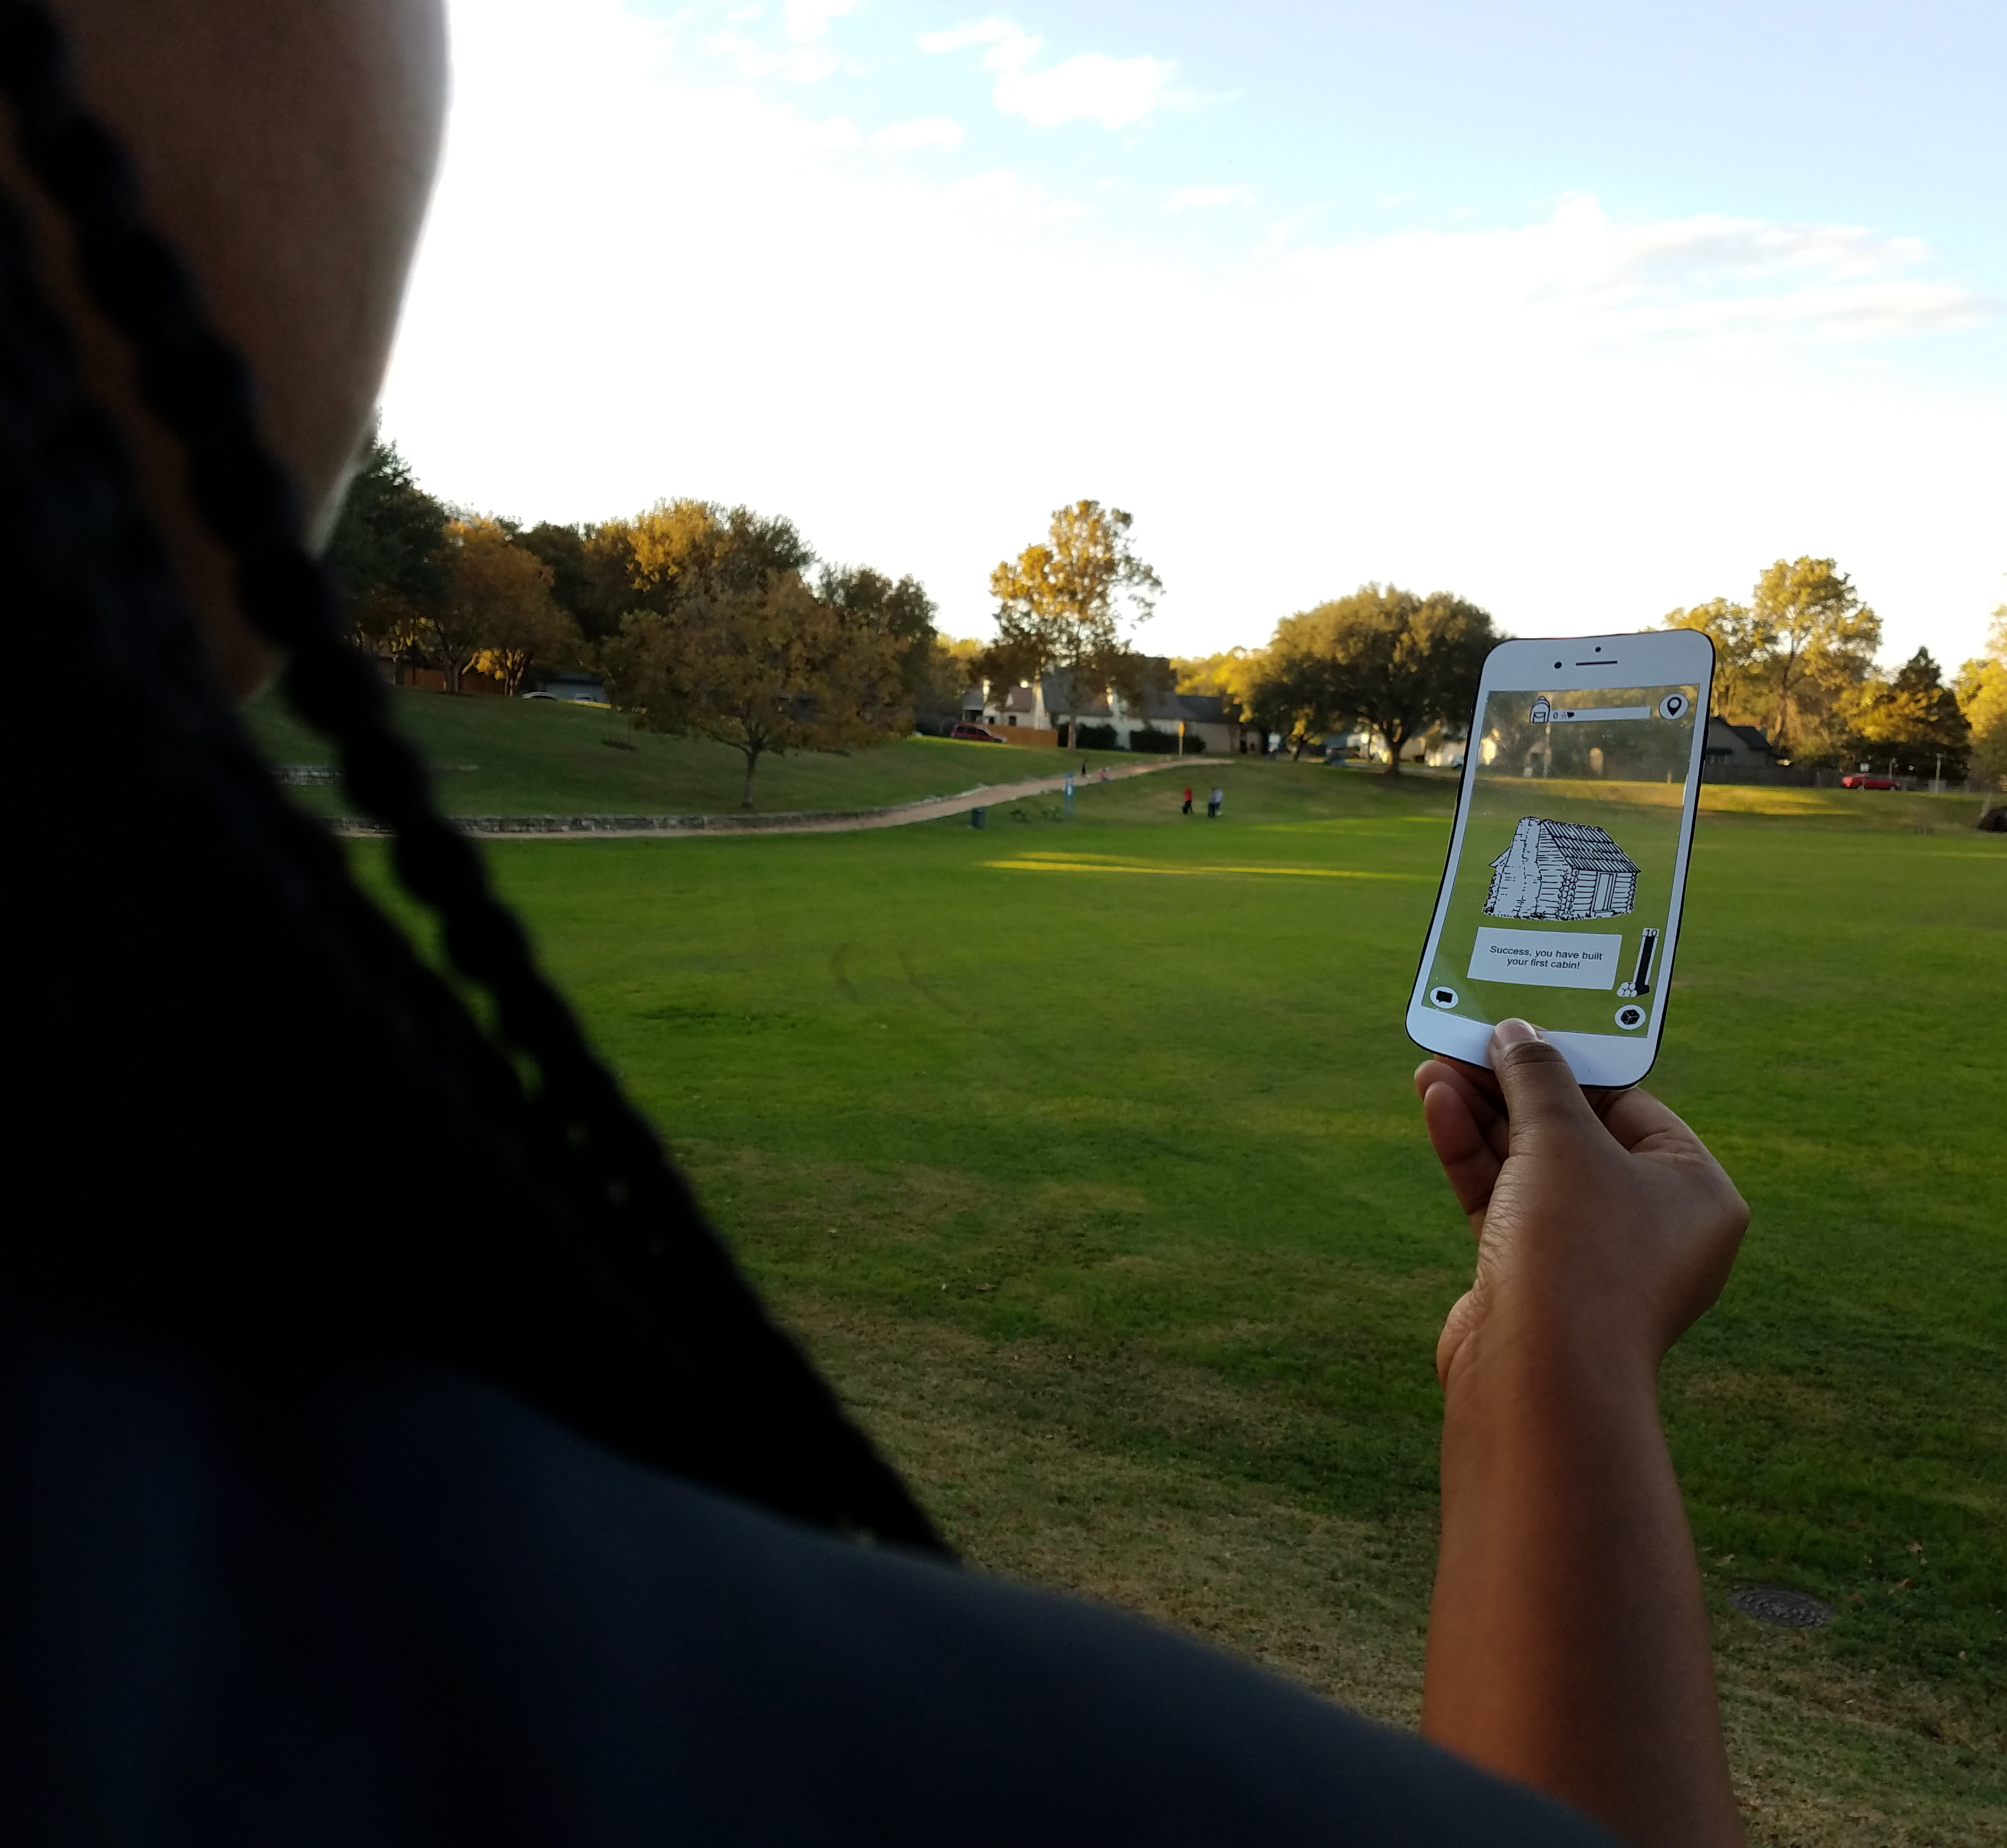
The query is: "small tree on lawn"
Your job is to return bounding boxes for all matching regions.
[606,572,907,809]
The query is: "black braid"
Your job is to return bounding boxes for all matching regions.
[0,0,944,1553]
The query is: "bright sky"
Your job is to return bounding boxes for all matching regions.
[380,0,2006,669]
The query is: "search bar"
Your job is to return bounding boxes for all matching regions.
[1536,704,1651,724]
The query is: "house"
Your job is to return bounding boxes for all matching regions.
[1703,716,1776,771]
[1322,724,1468,767]
[1484,816,1640,921]
[530,672,606,703]
[982,660,1242,753]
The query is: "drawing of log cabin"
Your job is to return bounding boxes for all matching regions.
[1484,816,1640,920]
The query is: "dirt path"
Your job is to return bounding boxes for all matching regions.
[338,757,1202,840]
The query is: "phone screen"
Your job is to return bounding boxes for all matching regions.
[1411,670,1703,1072]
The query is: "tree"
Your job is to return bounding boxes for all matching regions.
[321,436,447,659]
[467,544,583,698]
[515,521,638,647]
[1955,607,2007,790]
[1173,648,1262,724]
[912,634,986,732]
[1261,585,1497,774]
[605,571,906,809]
[1241,648,1330,758]
[1748,557,1881,757]
[983,501,1163,748]
[618,499,815,617]
[1662,598,1766,724]
[428,519,574,695]
[816,565,939,708]
[1662,558,1881,758]
[1844,648,1970,782]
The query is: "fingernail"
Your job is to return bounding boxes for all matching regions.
[1493,1018,1543,1047]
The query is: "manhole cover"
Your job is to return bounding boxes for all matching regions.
[1729,1585,1836,1629]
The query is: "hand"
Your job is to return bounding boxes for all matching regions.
[1414,1019,1748,1394]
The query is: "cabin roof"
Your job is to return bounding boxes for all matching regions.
[1491,818,1640,875]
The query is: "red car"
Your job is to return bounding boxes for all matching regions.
[949,723,1007,743]
[1840,773,1898,790]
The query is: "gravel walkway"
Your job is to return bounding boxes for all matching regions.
[334,757,1198,840]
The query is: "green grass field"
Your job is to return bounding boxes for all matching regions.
[244,684,1131,815]
[298,695,2003,1844]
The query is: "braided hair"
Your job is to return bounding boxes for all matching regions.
[0,0,945,1553]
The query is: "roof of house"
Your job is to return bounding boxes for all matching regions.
[1039,662,1231,727]
[1494,818,1640,875]
[1706,716,1772,753]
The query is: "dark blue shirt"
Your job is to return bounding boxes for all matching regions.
[0,1308,1616,1846]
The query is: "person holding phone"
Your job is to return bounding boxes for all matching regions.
[0,4,1745,1845]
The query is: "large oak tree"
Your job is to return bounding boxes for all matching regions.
[600,502,909,807]
[1258,585,1497,773]
[1665,557,1880,759]
[608,573,906,808]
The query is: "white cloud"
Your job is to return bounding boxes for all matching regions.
[706,0,857,81]
[782,0,856,42]
[871,116,966,153]
[921,18,1181,130]
[1275,195,1990,346]
[381,0,2006,670]
[915,21,1009,55]
[1168,183,1253,214]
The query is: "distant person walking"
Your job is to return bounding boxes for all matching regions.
[1182,786,1194,815]
[1208,787,1225,818]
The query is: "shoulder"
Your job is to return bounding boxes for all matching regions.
[0,1309,1616,1848]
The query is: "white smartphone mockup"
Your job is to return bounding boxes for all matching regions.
[1405,628,1715,1087]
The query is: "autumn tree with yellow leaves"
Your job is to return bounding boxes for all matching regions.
[1665,557,1880,759]
[600,502,911,809]
[982,501,1164,747]
[1955,607,2007,790]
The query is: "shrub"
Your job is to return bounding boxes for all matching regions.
[1074,724,1118,750]
[1129,726,1200,754]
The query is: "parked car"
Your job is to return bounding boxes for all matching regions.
[1840,773,1898,789]
[949,723,1007,743]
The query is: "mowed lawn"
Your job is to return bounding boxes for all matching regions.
[244,684,1128,816]
[339,752,2003,1846]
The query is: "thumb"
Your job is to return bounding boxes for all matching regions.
[1489,1019,1601,1147]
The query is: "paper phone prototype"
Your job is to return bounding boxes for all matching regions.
[1406,629,1714,1087]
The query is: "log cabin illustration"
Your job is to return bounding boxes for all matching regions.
[1484,816,1640,921]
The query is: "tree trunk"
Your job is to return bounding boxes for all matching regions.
[443,654,463,694]
[1771,640,1802,754]
[741,748,760,810]
[1382,722,1405,774]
